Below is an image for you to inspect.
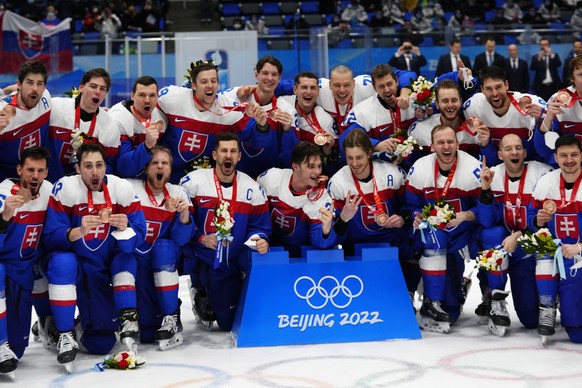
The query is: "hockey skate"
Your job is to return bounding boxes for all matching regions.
[475,293,490,326]
[486,290,511,337]
[419,297,453,334]
[155,309,184,351]
[538,304,557,346]
[119,308,140,353]
[188,281,216,331]
[32,316,59,349]
[57,331,78,374]
[0,342,17,381]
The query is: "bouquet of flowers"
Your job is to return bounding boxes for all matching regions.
[186,155,212,173]
[102,351,145,370]
[64,86,80,99]
[421,200,456,230]
[476,248,506,272]
[392,129,422,159]
[212,201,235,268]
[517,228,559,257]
[409,76,435,110]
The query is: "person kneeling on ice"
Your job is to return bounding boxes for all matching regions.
[41,143,146,372]
[128,146,195,350]
[407,124,482,333]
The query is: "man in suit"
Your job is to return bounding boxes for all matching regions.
[562,40,582,87]
[435,38,472,77]
[389,39,427,74]
[473,37,506,76]
[506,44,530,93]
[530,37,562,102]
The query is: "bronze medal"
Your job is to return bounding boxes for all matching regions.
[314,133,328,146]
[164,197,177,212]
[518,96,532,110]
[17,188,32,203]
[543,200,557,214]
[555,91,572,106]
[376,213,389,226]
[317,175,328,183]
[153,119,164,132]
[98,208,112,222]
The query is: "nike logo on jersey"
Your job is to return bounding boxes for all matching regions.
[199,198,212,203]
[55,129,69,135]
[79,205,88,211]
[425,189,435,194]
[19,213,30,219]
[493,193,504,197]
[564,124,577,129]
[174,118,187,123]
[12,128,25,136]
[378,126,389,133]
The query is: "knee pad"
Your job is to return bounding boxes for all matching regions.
[152,239,179,271]
[46,252,78,284]
[81,330,117,355]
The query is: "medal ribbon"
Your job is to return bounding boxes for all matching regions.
[351,161,386,218]
[8,93,29,110]
[456,116,477,136]
[254,90,277,111]
[504,166,527,230]
[289,175,326,202]
[296,104,326,136]
[558,88,582,108]
[193,95,249,116]
[74,104,98,136]
[388,106,402,134]
[213,169,237,269]
[87,180,112,213]
[507,92,528,116]
[558,172,582,209]
[334,96,352,127]
[434,158,458,201]
[144,182,170,207]
[131,105,151,128]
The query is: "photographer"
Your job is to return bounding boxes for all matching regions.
[530,37,562,101]
[388,40,427,74]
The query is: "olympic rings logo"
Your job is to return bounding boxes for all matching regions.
[294,275,364,309]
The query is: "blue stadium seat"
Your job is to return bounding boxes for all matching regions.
[262,2,280,15]
[83,31,100,40]
[301,1,319,14]
[220,3,241,16]
[280,1,299,14]
[495,0,505,8]
[337,38,353,48]
[484,10,496,23]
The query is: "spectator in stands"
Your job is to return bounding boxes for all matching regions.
[341,0,369,26]
[411,8,432,34]
[285,14,310,34]
[433,16,447,46]
[389,40,427,74]
[121,5,140,31]
[562,40,582,87]
[83,5,100,33]
[422,0,445,22]
[137,0,162,33]
[506,44,530,93]
[460,0,485,23]
[369,9,391,32]
[447,9,475,36]
[245,15,268,35]
[502,0,523,23]
[473,37,506,76]
[435,38,472,77]
[489,8,509,28]
[567,6,582,37]
[382,0,405,25]
[40,5,61,26]
[400,19,423,46]
[538,0,561,22]
[530,37,562,102]
[231,18,244,31]
[327,20,352,48]
[95,6,122,39]
[522,6,545,25]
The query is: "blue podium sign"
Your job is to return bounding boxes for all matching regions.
[231,245,421,347]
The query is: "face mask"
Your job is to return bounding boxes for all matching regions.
[233,23,241,29]
[47,12,56,21]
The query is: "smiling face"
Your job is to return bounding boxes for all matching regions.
[498,134,526,177]
[481,77,510,111]
[294,77,319,113]
[292,155,323,191]
[131,83,158,118]
[435,87,461,121]
[17,73,46,109]
[345,145,372,180]
[76,151,106,191]
[212,139,241,182]
[79,77,108,112]
[255,63,281,95]
[373,73,398,105]
[431,126,458,170]
[193,69,219,109]
[17,157,48,197]
[555,144,582,179]
[146,149,172,193]
[329,71,355,105]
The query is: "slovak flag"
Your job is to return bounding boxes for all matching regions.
[0,10,72,73]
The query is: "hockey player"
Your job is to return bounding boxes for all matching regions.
[41,143,146,372]
[407,124,482,333]
[180,132,271,331]
[0,147,52,380]
[257,142,337,257]
[47,68,120,182]
[0,60,51,181]
[339,64,416,160]
[328,129,419,300]
[528,135,582,345]
[463,66,546,166]
[111,76,168,179]
[221,55,300,179]
[535,56,582,164]
[128,145,195,350]
[477,134,552,336]
[157,60,270,183]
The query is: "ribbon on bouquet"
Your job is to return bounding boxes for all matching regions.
[213,232,234,269]
[417,220,441,251]
[552,240,566,280]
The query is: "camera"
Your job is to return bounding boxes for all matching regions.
[403,45,412,51]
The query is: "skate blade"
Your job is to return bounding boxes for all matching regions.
[194,318,214,332]
[419,316,450,334]
[1,371,16,381]
[158,333,184,351]
[541,335,551,347]
[476,315,488,325]
[62,362,73,374]
[487,319,507,337]
[122,337,139,354]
